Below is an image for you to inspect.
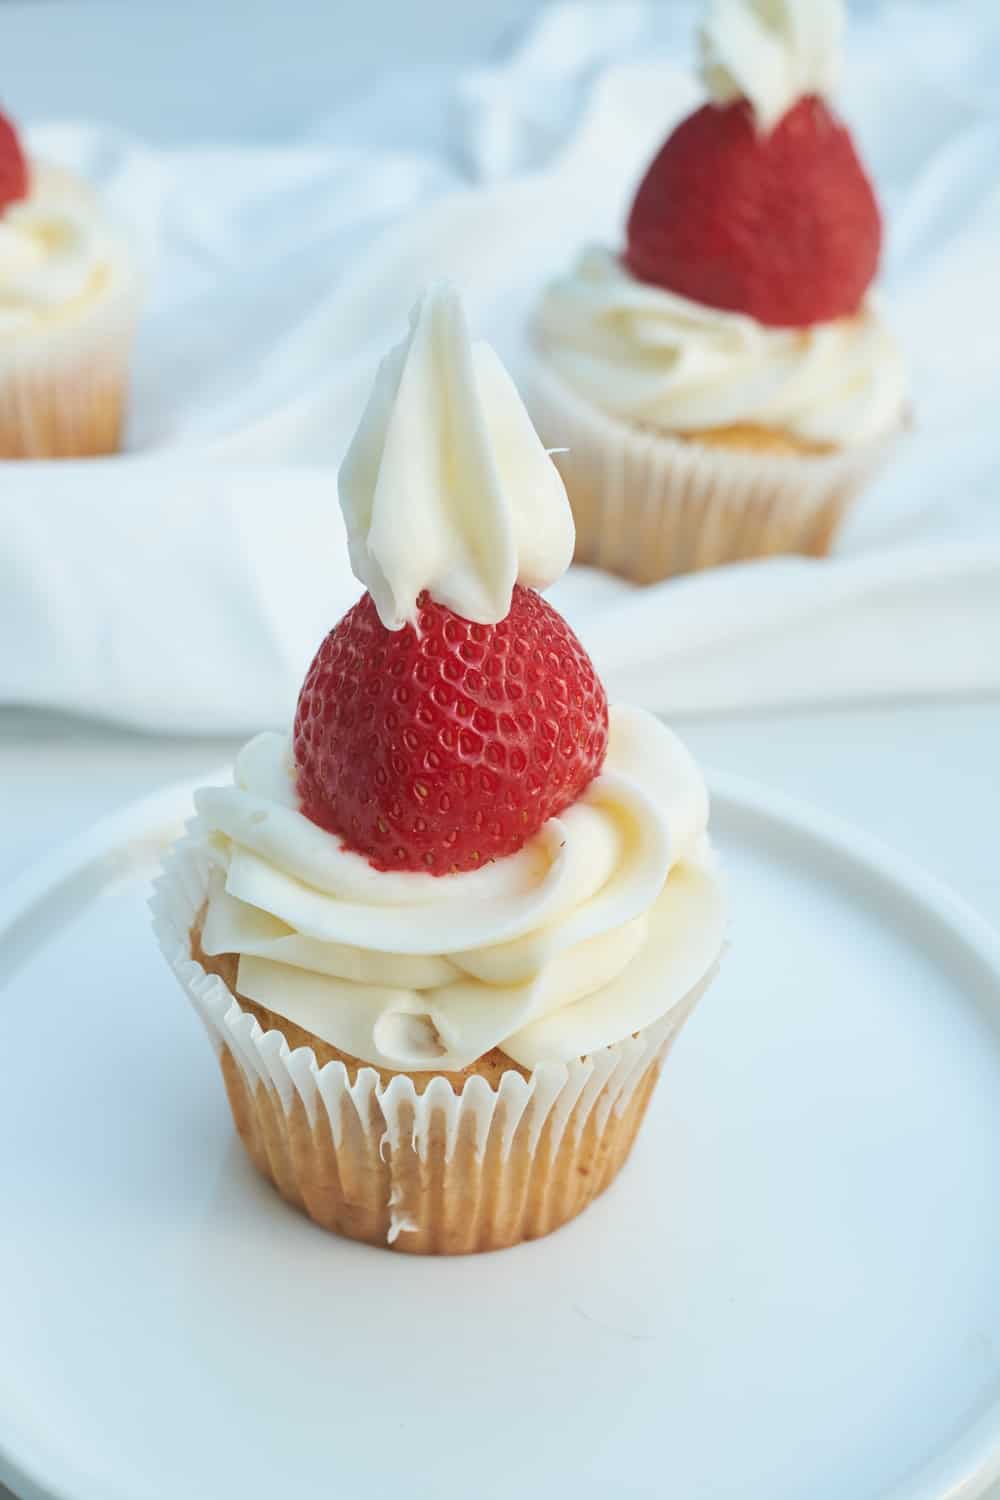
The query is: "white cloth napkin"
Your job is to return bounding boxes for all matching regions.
[3,0,999,735]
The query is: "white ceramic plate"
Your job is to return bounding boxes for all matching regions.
[2,772,1000,1500]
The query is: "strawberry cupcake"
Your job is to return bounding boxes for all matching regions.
[0,109,138,458]
[152,286,727,1254]
[531,0,908,582]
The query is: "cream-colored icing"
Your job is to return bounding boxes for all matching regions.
[700,0,844,132]
[535,247,906,448]
[0,163,127,334]
[339,283,575,630]
[194,705,726,1072]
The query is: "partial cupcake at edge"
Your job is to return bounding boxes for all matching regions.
[152,285,727,1255]
[530,0,909,584]
[0,107,138,457]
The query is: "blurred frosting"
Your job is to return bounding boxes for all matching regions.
[194,704,726,1072]
[339,283,575,630]
[0,164,128,333]
[536,247,907,448]
[699,0,844,132]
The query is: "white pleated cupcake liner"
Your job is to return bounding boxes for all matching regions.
[151,836,713,1253]
[527,352,900,584]
[0,268,139,458]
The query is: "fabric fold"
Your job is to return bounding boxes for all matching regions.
[3,2,1000,731]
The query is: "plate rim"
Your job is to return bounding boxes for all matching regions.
[2,769,1000,1500]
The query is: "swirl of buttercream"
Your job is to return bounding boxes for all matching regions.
[0,164,127,332]
[536,247,906,448]
[193,705,726,1071]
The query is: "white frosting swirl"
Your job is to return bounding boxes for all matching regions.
[536,247,906,448]
[700,0,844,132]
[194,705,726,1072]
[340,283,575,630]
[0,164,124,334]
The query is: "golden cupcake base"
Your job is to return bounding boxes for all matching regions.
[151,840,713,1255]
[218,1016,667,1254]
[529,354,900,584]
[0,273,137,459]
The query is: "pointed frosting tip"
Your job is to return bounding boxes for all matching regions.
[699,0,844,133]
[338,284,575,632]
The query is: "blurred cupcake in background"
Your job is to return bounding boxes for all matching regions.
[530,0,908,584]
[0,109,138,458]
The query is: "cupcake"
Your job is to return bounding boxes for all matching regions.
[0,109,138,458]
[531,0,908,583]
[151,285,727,1254]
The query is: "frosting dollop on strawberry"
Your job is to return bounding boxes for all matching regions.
[700,0,843,133]
[340,283,574,631]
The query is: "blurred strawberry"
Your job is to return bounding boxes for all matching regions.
[626,96,882,328]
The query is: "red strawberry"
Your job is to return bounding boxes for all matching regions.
[294,587,609,875]
[625,96,882,328]
[0,111,28,212]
